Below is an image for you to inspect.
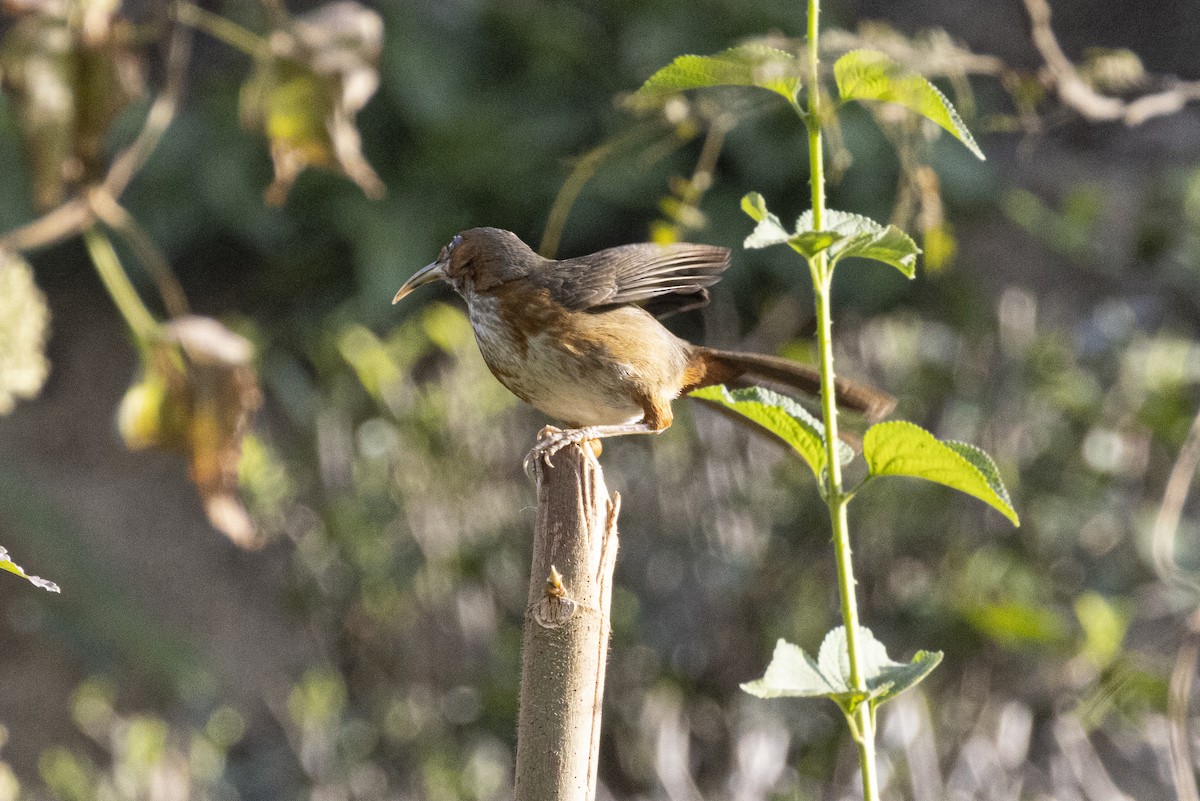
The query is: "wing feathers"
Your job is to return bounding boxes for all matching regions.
[535,242,731,314]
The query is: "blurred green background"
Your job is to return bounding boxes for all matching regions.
[1,0,1199,799]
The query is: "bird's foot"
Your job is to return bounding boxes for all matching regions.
[523,425,598,477]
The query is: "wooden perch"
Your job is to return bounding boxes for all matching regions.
[514,443,620,801]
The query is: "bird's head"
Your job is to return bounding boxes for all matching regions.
[392,227,540,304]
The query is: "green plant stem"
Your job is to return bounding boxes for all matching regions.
[806,0,880,798]
[175,2,270,60]
[83,226,159,343]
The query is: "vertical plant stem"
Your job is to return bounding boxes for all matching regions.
[83,226,159,342]
[805,0,880,798]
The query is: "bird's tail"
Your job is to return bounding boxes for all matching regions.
[685,346,895,421]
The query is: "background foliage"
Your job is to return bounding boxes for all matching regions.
[1,0,1199,799]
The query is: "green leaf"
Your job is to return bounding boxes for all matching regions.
[863,421,1020,525]
[742,627,942,711]
[961,600,1069,647]
[634,44,800,104]
[689,384,851,480]
[741,195,919,277]
[788,230,840,258]
[741,192,792,249]
[943,441,1015,515]
[741,639,834,698]
[793,210,919,277]
[1075,592,1130,669]
[833,49,985,160]
[1,544,60,593]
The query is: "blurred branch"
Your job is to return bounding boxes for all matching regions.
[1053,715,1136,801]
[0,8,192,255]
[175,2,270,59]
[259,0,291,29]
[1023,0,1200,125]
[87,189,190,318]
[1169,608,1200,801]
[82,226,159,341]
[1152,407,1200,801]
[652,112,733,244]
[821,25,1006,78]
[1151,408,1200,597]
[0,199,91,254]
[539,128,650,258]
[104,11,193,198]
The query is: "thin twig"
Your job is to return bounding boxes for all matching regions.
[175,2,270,60]
[105,9,194,198]
[259,0,291,29]
[0,5,194,255]
[82,226,160,341]
[539,128,647,259]
[0,199,92,254]
[87,189,190,318]
[1022,0,1200,126]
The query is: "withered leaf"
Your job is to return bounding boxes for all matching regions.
[0,1,145,209]
[239,1,384,204]
[118,316,264,548]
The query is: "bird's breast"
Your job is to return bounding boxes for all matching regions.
[463,292,686,427]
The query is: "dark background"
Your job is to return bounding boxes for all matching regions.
[1,0,1199,799]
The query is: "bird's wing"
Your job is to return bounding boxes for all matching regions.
[530,242,731,315]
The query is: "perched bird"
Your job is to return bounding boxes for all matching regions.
[392,227,894,470]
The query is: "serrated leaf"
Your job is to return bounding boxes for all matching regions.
[943,441,1015,514]
[838,224,920,277]
[833,49,984,160]
[793,210,919,276]
[634,44,800,104]
[820,626,942,707]
[743,627,942,710]
[741,192,792,248]
[742,197,918,276]
[868,652,940,705]
[817,625,889,691]
[788,230,841,258]
[1,545,60,593]
[741,640,833,698]
[689,384,852,480]
[863,421,1019,525]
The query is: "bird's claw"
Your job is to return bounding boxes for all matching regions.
[523,426,596,478]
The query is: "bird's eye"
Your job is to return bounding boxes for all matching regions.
[449,234,462,253]
[438,246,449,261]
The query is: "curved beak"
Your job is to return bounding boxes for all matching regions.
[392,259,447,304]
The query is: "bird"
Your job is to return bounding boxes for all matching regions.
[392,227,894,472]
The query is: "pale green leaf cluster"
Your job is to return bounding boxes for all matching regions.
[0,544,60,592]
[633,44,801,105]
[0,251,51,415]
[863,421,1020,525]
[834,49,985,160]
[689,384,851,480]
[742,627,942,714]
[742,192,920,278]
